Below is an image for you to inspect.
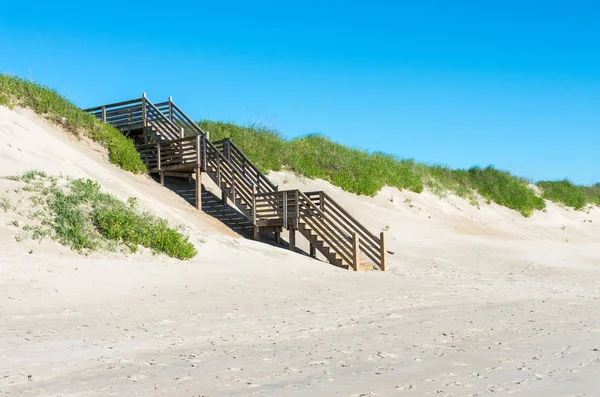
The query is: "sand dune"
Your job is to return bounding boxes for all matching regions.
[1,106,598,396]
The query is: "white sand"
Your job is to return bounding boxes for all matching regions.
[0,106,599,396]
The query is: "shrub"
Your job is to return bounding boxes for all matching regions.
[6,172,197,260]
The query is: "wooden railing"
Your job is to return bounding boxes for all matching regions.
[85,98,144,128]
[252,189,385,270]
[305,191,386,271]
[137,135,199,172]
[155,99,206,138]
[85,96,182,142]
[144,98,181,141]
[213,139,278,195]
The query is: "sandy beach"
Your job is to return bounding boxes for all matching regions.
[1,106,599,396]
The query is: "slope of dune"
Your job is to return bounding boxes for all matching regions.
[1,105,599,396]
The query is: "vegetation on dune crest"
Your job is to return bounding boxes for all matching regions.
[4,171,197,260]
[199,120,550,216]
[0,74,146,173]
[537,180,600,210]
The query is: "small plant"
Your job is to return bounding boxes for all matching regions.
[383,225,390,231]
[0,196,12,212]
[561,225,566,231]
[8,220,19,227]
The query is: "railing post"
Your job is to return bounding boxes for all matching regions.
[202,136,207,172]
[194,131,201,210]
[282,191,288,229]
[252,185,257,225]
[217,153,221,186]
[352,232,359,272]
[101,106,106,123]
[180,127,185,139]
[231,170,236,199]
[225,139,231,161]
[294,190,300,228]
[196,135,201,166]
[142,93,147,127]
[320,191,325,214]
[168,96,173,122]
[380,232,386,271]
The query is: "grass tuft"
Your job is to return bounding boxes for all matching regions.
[0,74,146,173]
[466,166,545,217]
[537,180,600,210]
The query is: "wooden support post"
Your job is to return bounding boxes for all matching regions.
[157,142,162,177]
[101,106,106,123]
[160,172,165,185]
[196,166,202,210]
[289,226,296,251]
[275,232,281,244]
[380,232,387,271]
[253,226,260,241]
[221,191,227,206]
[168,96,173,121]
[309,243,316,258]
[352,232,360,271]
[195,136,202,211]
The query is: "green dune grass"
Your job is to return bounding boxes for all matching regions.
[199,120,597,216]
[0,74,145,173]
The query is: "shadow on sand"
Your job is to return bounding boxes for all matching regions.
[153,175,300,252]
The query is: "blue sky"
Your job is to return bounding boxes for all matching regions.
[1,1,599,184]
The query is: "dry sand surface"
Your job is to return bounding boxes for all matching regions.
[1,106,599,396]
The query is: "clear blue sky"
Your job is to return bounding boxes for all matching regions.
[1,1,599,184]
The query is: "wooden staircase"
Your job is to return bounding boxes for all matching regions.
[85,94,386,271]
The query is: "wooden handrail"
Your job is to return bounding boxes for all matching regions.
[83,97,143,113]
